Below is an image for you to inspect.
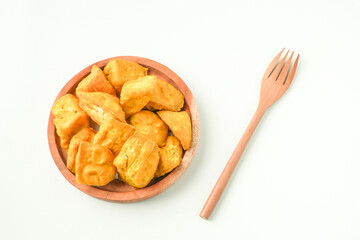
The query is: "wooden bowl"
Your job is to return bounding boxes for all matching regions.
[47,56,199,203]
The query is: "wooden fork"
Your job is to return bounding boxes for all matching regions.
[200,49,300,220]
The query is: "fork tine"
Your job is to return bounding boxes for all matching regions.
[277,51,294,84]
[263,48,285,78]
[284,54,300,87]
[271,50,289,80]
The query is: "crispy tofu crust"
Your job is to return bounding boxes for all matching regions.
[128,110,168,147]
[103,59,147,92]
[77,91,125,125]
[75,142,115,186]
[120,76,156,117]
[52,94,90,150]
[67,128,96,173]
[113,133,160,188]
[76,65,116,96]
[93,118,135,156]
[155,136,183,177]
[146,78,184,112]
[157,111,191,150]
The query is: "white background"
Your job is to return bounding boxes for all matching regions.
[1,0,360,239]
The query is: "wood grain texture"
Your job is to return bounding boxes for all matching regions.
[47,56,200,203]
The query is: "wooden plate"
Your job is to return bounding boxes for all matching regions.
[47,56,199,203]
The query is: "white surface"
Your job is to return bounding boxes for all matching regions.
[1,0,360,239]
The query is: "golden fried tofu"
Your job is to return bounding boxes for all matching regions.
[155,136,183,177]
[93,118,135,156]
[113,133,160,188]
[75,142,115,186]
[67,128,96,173]
[77,91,125,125]
[52,94,90,150]
[76,65,116,96]
[128,110,168,147]
[157,111,192,150]
[120,76,156,117]
[103,59,148,92]
[146,77,184,112]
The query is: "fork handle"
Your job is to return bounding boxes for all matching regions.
[200,107,265,220]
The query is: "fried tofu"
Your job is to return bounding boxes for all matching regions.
[113,133,160,188]
[120,76,156,117]
[157,111,191,150]
[76,65,116,96]
[93,118,135,156]
[146,77,184,112]
[103,59,148,92]
[52,94,90,150]
[155,136,183,177]
[77,92,125,125]
[75,142,115,186]
[128,110,168,147]
[67,128,96,173]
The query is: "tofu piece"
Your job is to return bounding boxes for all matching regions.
[75,142,115,186]
[93,118,135,156]
[113,133,160,188]
[77,92,125,125]
[67,128,96,173]
[120,76,156,117]
[52,94,90,150]
[146,77,184,112]
[155,136,183,177]
[76,65,116,96]
[157,111,192,150]
[103,59,147,92]
[128,110,168,147]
